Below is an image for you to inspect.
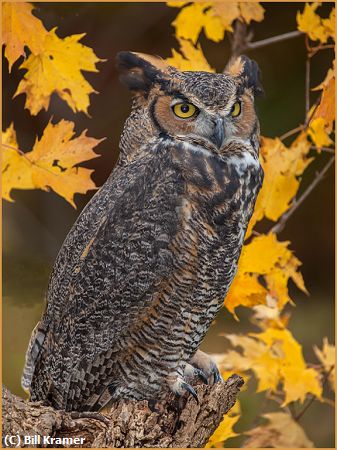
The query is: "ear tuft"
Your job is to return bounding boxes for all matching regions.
[116,51,169,94]
[225,55,264,97]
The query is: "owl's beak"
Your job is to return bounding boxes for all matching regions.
[210,117,225,150]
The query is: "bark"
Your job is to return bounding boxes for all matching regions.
[2,374,243,448]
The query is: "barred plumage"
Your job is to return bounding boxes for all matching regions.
[22,52,263,411]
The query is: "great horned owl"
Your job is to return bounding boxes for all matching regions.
[22,52,263,412]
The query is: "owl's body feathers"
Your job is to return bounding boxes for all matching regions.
[23,52,263,411]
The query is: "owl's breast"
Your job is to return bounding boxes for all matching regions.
[171,140,263,316]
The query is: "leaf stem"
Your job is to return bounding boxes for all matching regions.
[270,156,335,234]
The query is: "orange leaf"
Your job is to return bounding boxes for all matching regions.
[2,121,103,207]
[2,2,47,71]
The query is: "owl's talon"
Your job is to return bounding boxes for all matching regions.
[212,365,223,384]
[168,374,198,403]
[181,382,199,403]
[195,368,208,384]
[190,349,223,385]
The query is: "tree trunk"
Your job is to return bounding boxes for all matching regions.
[2,374,243,448]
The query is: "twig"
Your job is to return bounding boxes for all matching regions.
[228,20,252,57]
[311,146,335,154]
[305,57,310,119]
[270,156,335,234]
[294,366,334,422]
[247,30,302,50]
[279,125,304,141]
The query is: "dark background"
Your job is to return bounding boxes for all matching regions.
[3,2,335,447]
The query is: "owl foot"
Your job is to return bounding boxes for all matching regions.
[184,362,208,384]
[190,350,223,385]
[167,374,199,403]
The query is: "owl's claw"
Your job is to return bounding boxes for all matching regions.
[190,350,223,385]
[167,374,199,403]
[184,362,208,384]
[212,364,224,384]
[181,382,199,403]
[194,368,208,384]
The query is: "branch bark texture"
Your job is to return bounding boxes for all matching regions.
[2,375,243,448]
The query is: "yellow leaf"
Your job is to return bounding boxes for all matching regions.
[248,133,312,229]
[220,328,322,404]
[251,328,322,403]
[226,234,307,315]
[314,338,335,391]
[308,117,333,148]
[203,8,226,42]
[225,273,267,319]
[239,2,265,24]
[166,38,214,72]
[282,366,322,404]
[312,76,335,132]
[322,8,335,41]
[209,2,240,33]
[171,3,209,44]
[297,3,330,43]
[245,412,314,447]
[2,2,47,71]
[206,413,240,447]
[15,28,103,115]
[252,296,290,330]
[166,1,189,7]
[2,121,103,207]
[2,124,35,200]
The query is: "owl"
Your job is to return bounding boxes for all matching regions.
[22,52,263,412]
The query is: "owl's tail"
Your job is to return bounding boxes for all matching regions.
[21,322,46,392]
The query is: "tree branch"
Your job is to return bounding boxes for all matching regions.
[228,26,303,57]
[247,30,302,50]
[2,375,244,448]
[270,156,335,234]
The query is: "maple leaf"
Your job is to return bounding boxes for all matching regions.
[205,414,240,447]
[14,28,103,115]
[247,133,313,233]
[220,328,322,404]
[225,273,267,320]
[225,233,307,316]
[2,121,103,207]
[2,2,47,71]
[311,74,335,134]
[252,296,291,330]
[244,412,314,447]
[168,2,265,45]
[170,3,211,44]
[308,117,333,148]
[322,8,335,41]
[166,38,214,72]
[2,124,36,199]
[314,338,335,391]
[297,3,335,43]
[239,2,265,24]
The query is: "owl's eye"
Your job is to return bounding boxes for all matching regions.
[231,102,241,117]
[172,102,198,119]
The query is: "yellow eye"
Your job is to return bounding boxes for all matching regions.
[173,102,197,119]
[231,101,241,117]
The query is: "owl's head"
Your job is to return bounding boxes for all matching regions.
[116,51,263,158]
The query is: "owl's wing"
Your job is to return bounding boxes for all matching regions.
[27,149,184,410]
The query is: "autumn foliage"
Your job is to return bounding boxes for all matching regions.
[2,2,335,448]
